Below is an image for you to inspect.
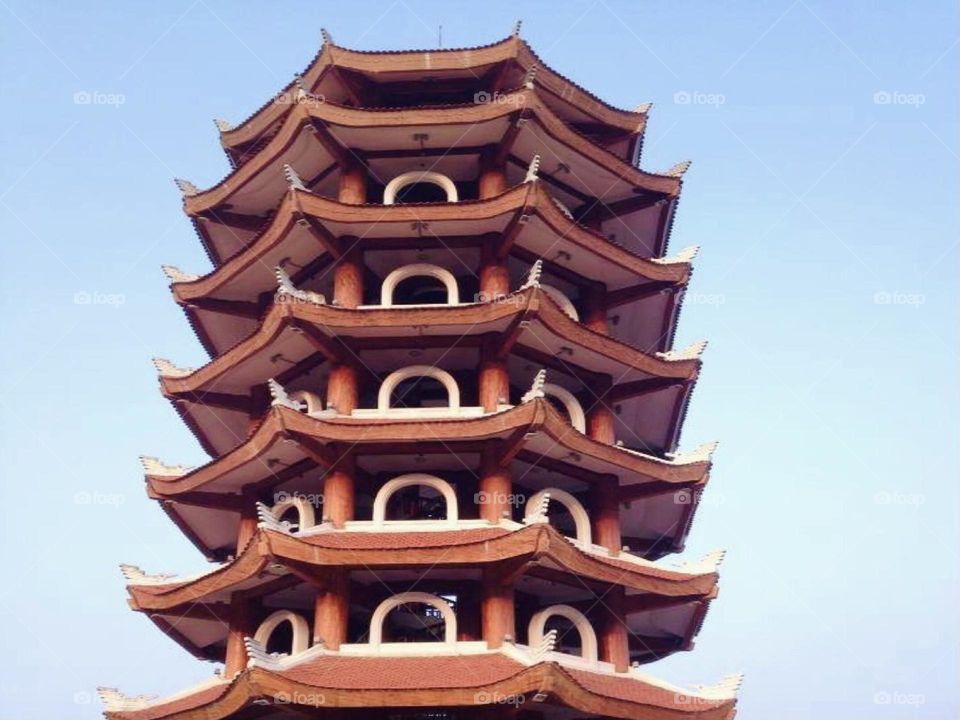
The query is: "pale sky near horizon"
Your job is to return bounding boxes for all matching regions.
[0,1,957,718]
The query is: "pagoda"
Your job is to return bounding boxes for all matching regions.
[101,24,742,720]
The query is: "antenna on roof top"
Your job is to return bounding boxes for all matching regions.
[438,24,443,48]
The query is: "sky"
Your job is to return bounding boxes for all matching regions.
[0,1,957,718]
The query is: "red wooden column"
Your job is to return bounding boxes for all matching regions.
[338,159,367,205]
[481,567,516,649]
[323,452,356,528]
[582,285,610,335]
[223,595,253,676]
[313,569,350,650]
[588,379,622,553]
[478,443,512,523]
[598,586,630,672]
[235,487,259,551]
[478,146,508,199]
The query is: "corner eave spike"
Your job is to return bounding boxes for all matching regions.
[521,369,548,403]
[656,340,708,362]
[523,154,541,184]
[213,118,232,132]
[634,101,653,114]
[523,64,538,89]
[651,244,699,265]
[161,265,199,284]
[662,160,692,178]
[513,20,523,37]
[283,163,306,191]
[321,28,333,46]
[174,178,199,197]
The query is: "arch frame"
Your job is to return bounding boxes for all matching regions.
[377,365,460,412]
[380,263,459,306]
[383,171,458,205]
[369,591,458,647]
[528,604,599,663]
[541,383,587,433]
[288,389,324,416]
[270,495,317,532]
[539,284,580,321]
[253,610,310,656]
[524,488,592,546]
[372,473,459,526]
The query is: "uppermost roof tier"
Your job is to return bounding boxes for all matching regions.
[217,33,651,168]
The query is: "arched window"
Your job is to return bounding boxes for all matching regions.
[384,172,458,205]
[524,488,592,546]
[541,383,587,433]
[288,389,324,415]
[377,366,460,412]
[540,284,579,321]
[269,494,317,532]
[372,474,458,525]
[528,605,598,663]
[369,592,457,647]
[253,610,310,656]
[381,264,459,306]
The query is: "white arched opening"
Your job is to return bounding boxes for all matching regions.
[528,604,598,663]
[524,488,591,546]
[540,284,579,321]
[542,383,587,433]
[289,390,324,415]
[381,264,459,306]
[269,495,317,532]
[377,365,460,412]
[384,172,458,205]
[372,473,459,526]
[253,610,310,656]
[369,591,458,647]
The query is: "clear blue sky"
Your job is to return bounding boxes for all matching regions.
[0,1,956,717]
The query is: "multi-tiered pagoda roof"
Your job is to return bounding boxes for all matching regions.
[101,25,741,720]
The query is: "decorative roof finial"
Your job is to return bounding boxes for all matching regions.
[161,265,199,284]
[634,102,653,114]
[521,369,548,403]
[534,628,558,659]
[267,378,306,411]
[523,154,541,184]
[523,64,538,89]
[256,501,295,533]
[275,266,326,305]
[662,160,692,178]
[152,357,194,378]
[512,20,523,37]
[97,688,156,712]
[213,118,232,132]
[657,340,708,362]
[139,456,194,477]
[321,28,333,46]
[119,563,177,586]
[519,259,543,290]
[693,673,745,699]
[174,178,199,197]
[651,244,699,265]
[283,164,306,191]
[523,491,551,524]
[678,549,727,574]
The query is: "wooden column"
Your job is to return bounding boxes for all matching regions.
[479,233,510,301]
[313,569,349,650]
[586,380,616,446]
[326,363,359,415]
[323,452,355,528]
[481,567,515,649]
[478,146,508,200]
[598,586,630,672]
[583,285,610,335]
[478,337,510,414]
[338,160,367,205]
[223,595,253,676]
[333,243,363,308]
[235,487,259,551]
[478,444,512,523]
[457,583,481,641]
[591,480,622,555]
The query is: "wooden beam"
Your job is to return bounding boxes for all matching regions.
[295,212,343,259]
[606,282,677,309]
[186,297,263,319]
[608,377,683,403]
